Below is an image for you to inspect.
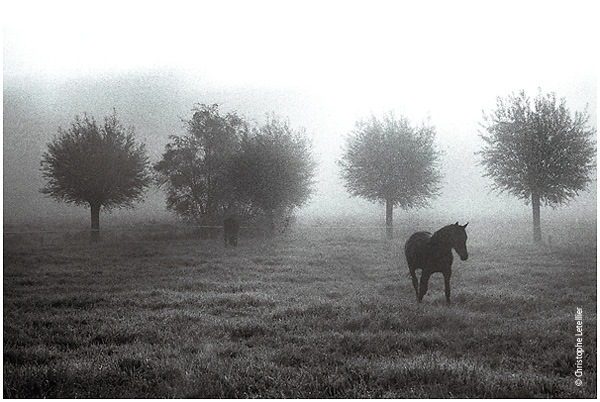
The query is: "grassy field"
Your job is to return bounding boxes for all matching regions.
[3,221,597,398]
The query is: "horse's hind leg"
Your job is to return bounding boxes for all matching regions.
[418,271,431,302]
[409,267,419,301]
[443,270,452,304]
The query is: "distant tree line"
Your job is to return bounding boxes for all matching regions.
[41,90,595,243]
[41,104,316,240]
[338,90,595,242]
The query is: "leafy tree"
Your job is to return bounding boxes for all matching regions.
[338,112,442,238]
[154,104,246,224]
[479,90,596,243]
[229,115,316,232]
[40,112,151,241]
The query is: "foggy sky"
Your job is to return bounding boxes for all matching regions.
[3,0,597,228]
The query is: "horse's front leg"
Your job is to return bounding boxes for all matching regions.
[443,269,452,304]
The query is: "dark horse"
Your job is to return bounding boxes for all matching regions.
[223,216,240,247]
[404,222,468,303]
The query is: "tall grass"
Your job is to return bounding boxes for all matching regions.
[3,222,596,398]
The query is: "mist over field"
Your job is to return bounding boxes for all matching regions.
[3,1,597,235]
[3,69,597,233]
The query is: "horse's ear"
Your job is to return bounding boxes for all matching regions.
[462,222,468,228]
[454,221,459,226]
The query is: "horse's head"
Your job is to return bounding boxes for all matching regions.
[451,222,469,261]
[429,222,469,260]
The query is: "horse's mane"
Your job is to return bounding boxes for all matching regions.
[429,224,459,246]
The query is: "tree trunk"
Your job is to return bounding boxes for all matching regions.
[385,199,393,239]
[90,203,101,242]
[531,193,542,243]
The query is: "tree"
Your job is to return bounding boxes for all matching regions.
[40,112,151,241]
[338,112,442,238]
[228,115,316,232]
[154,104,246,225]
[479,90,596,243]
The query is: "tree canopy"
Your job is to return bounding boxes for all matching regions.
[154,104,246,224]
[479,90,596,242]
[339,112,441,237]
[155,106,316,232]
[229,115,316,231]
[40,112,151,240]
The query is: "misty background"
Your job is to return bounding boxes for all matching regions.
[3,1,597,236]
